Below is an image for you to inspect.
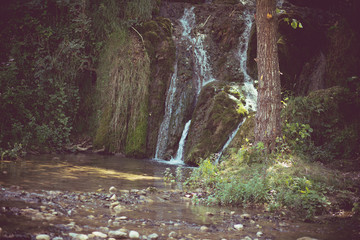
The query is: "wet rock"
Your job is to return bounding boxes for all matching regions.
[98,227,109,233]
[92,231,107,238]
[206,212,214,216]
[69,233,89,240]
[108,230,127,239]
[116,216,128,220]
[168,231,178,238]
[297,238,318,240]
[52,237,63,240]
[256,231,263,237]
[240,213,251,219]
[241,237,252,240]
[129,230,140,239]
[200,226,210,232]
[113,205,125,214]
[110,194,117,201]
[234,224,244,231]
[36,234,50,240]
[148,233,159,239]
[109,186,117,194]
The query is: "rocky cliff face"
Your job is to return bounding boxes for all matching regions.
[92,0,360,164]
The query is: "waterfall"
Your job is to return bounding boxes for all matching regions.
[215,119,246,164]
[155,62,178,159]
[237,10,257,112]
[155,6,215,162]
[214,10,256,163]
[180,7,215,92]
[171,120,191,163]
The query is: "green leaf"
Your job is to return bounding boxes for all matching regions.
[291,19,298,29]
[299,22,303,28]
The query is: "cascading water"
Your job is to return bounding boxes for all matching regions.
[180,7,215,93]
[237,10,257,112]
[155,6,215,162]
[215,119,246,164]
[155,62,178,159]
[215,9,256,163]
[172,120,191,164]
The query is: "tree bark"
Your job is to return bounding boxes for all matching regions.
[254,0,282,151]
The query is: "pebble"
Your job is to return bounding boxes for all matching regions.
[108,230,127,238]
[234,224,244,231]
[242,237,252,240]
[129,230,140,239]
[36,234,50,240]
[200,226,210,232]
[297,238,318,240]
[113,205,124,214]
[53,237,63,240]
[110,194,117,201]
[109,186,117,194]
[116,216,128,220]
[92,231,107,238]
[148,233,159,239]
[69,233,88,240]
[168,231,178,238]
[256,232,263,237]
[241,213,251,219]
[99,227,109,233]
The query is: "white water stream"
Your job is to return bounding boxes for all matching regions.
[155,6,215,162]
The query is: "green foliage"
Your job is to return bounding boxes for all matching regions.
[185,153,342,219]
[277,8,303,29]
[163,168,175,183]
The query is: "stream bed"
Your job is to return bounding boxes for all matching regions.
[0,154,359,240]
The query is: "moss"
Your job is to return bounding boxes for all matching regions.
[125,102,149,157]
[93,105,113,151]
[185,82,248,166]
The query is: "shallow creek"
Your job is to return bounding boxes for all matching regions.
[0,154,359,240]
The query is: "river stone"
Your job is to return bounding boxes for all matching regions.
[168,231,178,238]
[108,230,127,238]
[69,233,88,240]
[116,216,128,221]
[113,205,124,214]
[129,230,140,239]
[36,234,50,240]
[110,194,117,201]
[297,238,318,240]
[240,213,251,219]
[256,231,263,237]
[200,226,210,232]
[148,233,159,239]
[109,186,117,194]
[53,237,63,240]
[234,224,244,231]
[92,231,107,238]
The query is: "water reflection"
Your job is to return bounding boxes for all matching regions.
[0,154,187,192]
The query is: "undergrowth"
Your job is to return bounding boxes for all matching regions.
[182,123,358,220]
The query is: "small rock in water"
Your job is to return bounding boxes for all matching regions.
[256,231,263,237]
[109,186,117,194]
[110,194,117,201]
[168,231,178,238]
[92,231,107,238]
[234,224,244,231]
[108,230,127,238]
[69,233,88,240]
[36,234,50,240]
[297,238,318,240]
[241,213,251,219]
[206,212,214,216]
[52,237,64,240]
[116,216,128,221]
[148,233,159,239]
[200,226,210,232]
[241,236,252,240]
[129,230,140,239]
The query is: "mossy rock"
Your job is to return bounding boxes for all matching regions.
[184,81,248,166]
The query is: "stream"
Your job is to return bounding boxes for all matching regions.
[1,154,359,240]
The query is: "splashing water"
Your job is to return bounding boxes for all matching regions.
[155,6,215,161]
[237,10,257,112]
[171,120,191,163]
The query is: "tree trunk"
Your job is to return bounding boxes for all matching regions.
[254,0,282,151]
